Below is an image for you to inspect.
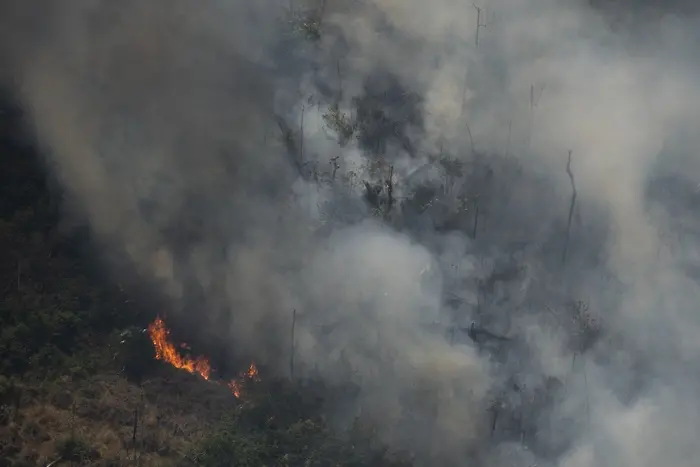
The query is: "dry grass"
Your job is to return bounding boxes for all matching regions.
[0,365,238,466]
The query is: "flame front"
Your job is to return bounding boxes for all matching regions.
[148,316,259,398]
[228,380,242,398]
[228,363,260,398]
[148,316,211,380]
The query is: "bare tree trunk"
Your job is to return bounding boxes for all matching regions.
[136,392,145,467]
[564,351,577,391]
[70,401,76,467]
[290,309,296,379]
[460,68,469,118]
[299,105,305,165]
[472,200,480,239]
[131,406,139,465]
[330,156,339,181]
[505,118,512,158]
[490,408,498,438]
[465,121,476,154]
[318,0,327,22]
[336,60,343,102]
[473,4,484,47]
[519,416,525,445]
[562,150,577,264]
[526,85,534,152]
[386,165,394,212]
[583,358,590,434]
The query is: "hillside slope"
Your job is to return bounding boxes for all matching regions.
[0,95,408,467]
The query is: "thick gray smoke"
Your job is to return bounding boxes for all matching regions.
[3,0,700,465]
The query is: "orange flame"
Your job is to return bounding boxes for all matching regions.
[147,316,259,399]
[148,316,211,380]
[228,363,260,398]
[228,380,242,398]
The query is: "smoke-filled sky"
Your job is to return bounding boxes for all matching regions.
[2,0,700,465]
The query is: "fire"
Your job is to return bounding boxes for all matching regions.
[148,316,211,380]
[228,363,260,398]
[244,362,259,379]
[147,316,259,399]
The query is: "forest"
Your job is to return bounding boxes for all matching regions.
[2,0,700,466]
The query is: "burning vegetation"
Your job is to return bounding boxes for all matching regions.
[148,317,212,380]
[147,316,258,398]
[228,363,260,398]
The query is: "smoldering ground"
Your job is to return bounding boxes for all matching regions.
[3,0,700,465]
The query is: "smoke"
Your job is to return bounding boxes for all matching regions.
[3,0,700,465]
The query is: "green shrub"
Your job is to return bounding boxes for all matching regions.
[0,375,16,405]
[186,419,264,467]
[55,437,99,463]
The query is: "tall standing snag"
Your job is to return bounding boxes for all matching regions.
[472,195,480,239]
[527,84,545,151]
[336,59,343,102]
[386,164,394,212]
[505,118,512,158]
[473,4,487,48]
[562,149,577,264]
[299,104,306,165]
[131,406,139,465]
[290,309,296,379]
[460,3,487,115]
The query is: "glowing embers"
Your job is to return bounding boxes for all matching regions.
[228,363,260,398]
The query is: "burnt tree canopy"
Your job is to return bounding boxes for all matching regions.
[353,72,423,158]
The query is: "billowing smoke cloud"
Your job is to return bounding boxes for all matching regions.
[3,0,700,465]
